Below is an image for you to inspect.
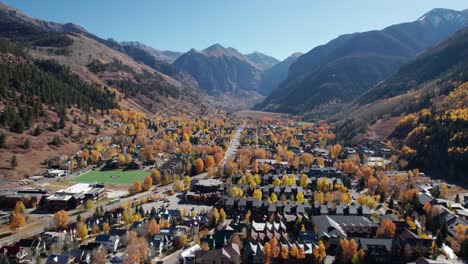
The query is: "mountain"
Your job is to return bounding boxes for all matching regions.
[120,41,198,88]
[173,44,263,94]
[0,2,205,115]
[333,27,468,184]
[120,41,181,63]
[255,8,468,114]
[245,51,279,71]
[258,52,302,95]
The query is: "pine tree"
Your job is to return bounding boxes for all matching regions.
[22,138,30,149]
[10,155,17,169]
[33,125,41,136]
[0,132,6,148]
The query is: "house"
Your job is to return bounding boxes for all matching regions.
[0,189,47,208]
[359,238,393,263]
[15,239,45,258]
[153,234,171,252]
[95,234,120,252]
[394,229,431,260]
[244,242,264,264]
[149,239,164,256]
[0,246,28,263]
[108,229,129,245]
[45,254,74,264]
[178,244,200,264]
[195,243,241,264]
[312,215,377,245]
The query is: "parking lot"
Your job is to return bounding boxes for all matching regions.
[140,193,213,215]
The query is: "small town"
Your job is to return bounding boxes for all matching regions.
[0,1,467,264]
[0,112,466,264]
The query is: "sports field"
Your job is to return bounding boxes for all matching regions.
[68,170,149,184]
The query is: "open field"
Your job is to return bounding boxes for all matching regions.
[68,169,150,185]
[234,110,295,120]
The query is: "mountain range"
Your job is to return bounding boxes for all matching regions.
[332,26,468,183]
[255,8,468,114]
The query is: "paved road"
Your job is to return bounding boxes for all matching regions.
[222,122,245,166]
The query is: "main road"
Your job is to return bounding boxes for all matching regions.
[222,121,245,166]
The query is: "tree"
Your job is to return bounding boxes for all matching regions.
[54,210,69,228]
[219,208,227,223]
[301,153,314,167]
[329,144,342,159]
[440,183,448,198]
[253,189,262,200]
[129,180,143,194]
[296,192,305,204]
[316,156,325,167]
[151,169,161,184]
[143,176,153,191]
[313,240,326,264]
[22,138,30,149]
[0,132,6,148]
[271,237,280,258]
[91,223,100,234]
[76,221,88,240]
[10,155,17,169]
[299,174,308,188]
[14,201,25,215]
[337,239,358,264]
[194,158,204,174]
[290,244,299,258]
[270,193,278,203]
[204,155,215,169]
[10,212,25,231]
[174,234,188,249]
[213,208,220,224]
[118,154,126,167]
[281,246,289,261]
[84,199,94,210]
[376,219,396,238]
[91,150,100,164]
[92,247,107,264]
[148,218,160,236]
[263,242,272,264]
[102,222,111,234]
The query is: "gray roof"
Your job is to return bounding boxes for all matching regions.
[359,238,392,252]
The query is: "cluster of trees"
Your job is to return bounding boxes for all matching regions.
[391,83,468,183]
[10,201,26,231]
[0,38,116,134]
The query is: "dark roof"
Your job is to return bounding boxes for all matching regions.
[46,254,71,264]
[418,193,434,205]
[95,234,117,242]
[16,239,40,248]
[109,229,127,237]
[79,242,101,251]
[359,238,392,252]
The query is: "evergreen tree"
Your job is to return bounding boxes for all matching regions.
[10,155,17,169]
[23,138,30,149]
[33,125,41,136]
[0,132,6,148]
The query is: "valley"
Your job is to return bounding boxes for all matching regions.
[0,1,466,264]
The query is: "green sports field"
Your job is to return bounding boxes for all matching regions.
[68,170,150,184]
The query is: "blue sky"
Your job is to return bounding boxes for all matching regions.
[3,0,467,60]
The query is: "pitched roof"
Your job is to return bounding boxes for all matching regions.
[359,238,392,252]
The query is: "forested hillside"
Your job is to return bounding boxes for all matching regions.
[0,38,116,133]
[333,27,468,184]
